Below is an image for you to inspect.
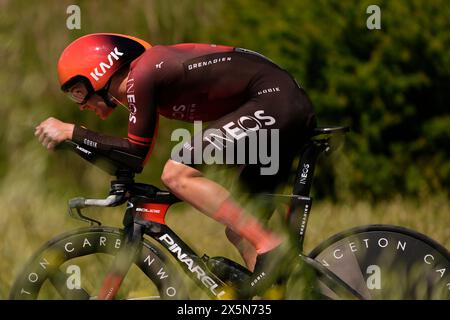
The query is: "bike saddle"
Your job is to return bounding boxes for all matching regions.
[312,126,350,137]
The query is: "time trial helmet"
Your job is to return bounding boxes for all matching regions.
[57,33,151,94]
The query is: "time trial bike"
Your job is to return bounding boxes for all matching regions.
[9,126,450,300]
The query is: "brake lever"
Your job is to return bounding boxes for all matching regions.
[67,194,125,226]
[68,202,102,226]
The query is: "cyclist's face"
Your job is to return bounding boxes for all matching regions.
[80,96,114,120]
[67,83,114,120]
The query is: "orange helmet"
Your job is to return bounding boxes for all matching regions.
[57,33,151,92]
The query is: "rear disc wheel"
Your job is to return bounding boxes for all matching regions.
[308,225,450,299]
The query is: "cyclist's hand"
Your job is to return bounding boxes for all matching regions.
[35,117,75,150]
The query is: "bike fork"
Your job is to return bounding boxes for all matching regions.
[98,223,143,300]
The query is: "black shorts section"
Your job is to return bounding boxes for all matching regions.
[171,70,317,194]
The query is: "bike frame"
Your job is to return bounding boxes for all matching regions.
[92,178,237,300]
[62,127,363,299]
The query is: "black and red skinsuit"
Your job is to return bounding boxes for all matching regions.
[72,43,316,194]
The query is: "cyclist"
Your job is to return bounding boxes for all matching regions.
[35,33,317,295]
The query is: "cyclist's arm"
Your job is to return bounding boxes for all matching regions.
[125,53,160,166]
[71,125,150,160]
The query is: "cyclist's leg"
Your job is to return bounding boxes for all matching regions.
[224,149,299,271]
[224,227,255,269]
[231,79,316,294]
[162,98,296,263]
[161,99,286,259]
[163,75,316,284]
[218,81,316,272]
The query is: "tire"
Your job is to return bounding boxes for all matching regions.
[9,227,189,300]
[308,225,450,299]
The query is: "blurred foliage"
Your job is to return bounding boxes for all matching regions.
[209,0,450,201]
[1,0,449,201]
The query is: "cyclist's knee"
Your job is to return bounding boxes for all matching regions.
[161,160,201,193]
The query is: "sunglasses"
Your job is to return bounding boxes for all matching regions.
[66,78,116,108]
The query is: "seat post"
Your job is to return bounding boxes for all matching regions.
[287,127,348,248]
[287,140,329,249]
[292,140,327,197]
